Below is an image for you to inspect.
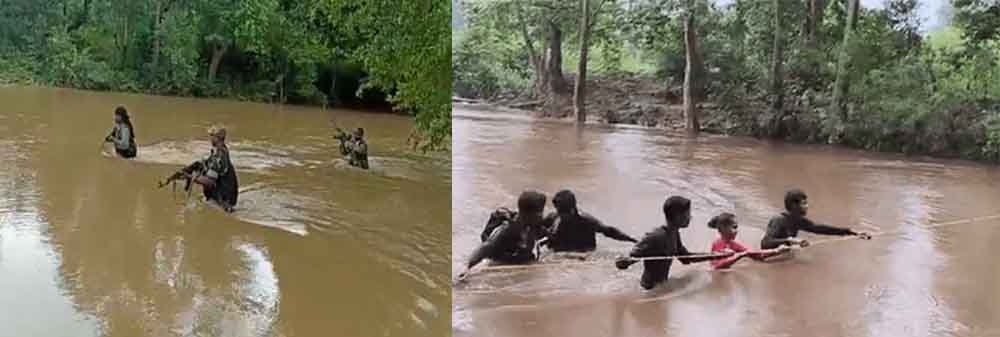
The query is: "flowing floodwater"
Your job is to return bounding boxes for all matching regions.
[0,86,450,337]
[452,105,1000,337]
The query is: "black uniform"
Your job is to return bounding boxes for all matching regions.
[481,208,517,242]
[760,212,856,249]
[468,213,542,267]
[628,226,704,290]
[542,211,636,252]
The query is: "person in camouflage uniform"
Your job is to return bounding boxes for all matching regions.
[177,126,239,212]
[335,127,369,169]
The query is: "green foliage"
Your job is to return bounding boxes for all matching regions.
[953,0,1000,45]
[0,51,39,85]
[452,15,531,98]
[844,40,1000,157]
[982,109,1000,160]
[44,28,116,90]
[456,0,1000,161]
[328,0,452,151]
[0,0,451,150]
[851,55,938,152]
[926,26,965,51]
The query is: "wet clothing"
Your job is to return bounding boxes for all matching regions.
[184,145,238,211]
[541,211,637,252]
[481,207,517,242]
[115,147,136,158]
[760,212,856,249]
[468,213,543,268]
[335,131,369,169]
[710,238,750,270]
[348,139,369,169]
[337,134,351,157]
[106,123,136,158]
[629,226,711,290]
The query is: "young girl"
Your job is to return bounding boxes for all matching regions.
[708,213,789,270]
[105,106,137,158]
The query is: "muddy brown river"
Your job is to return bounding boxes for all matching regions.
[452,106,1000,337]
[0,86,450,337]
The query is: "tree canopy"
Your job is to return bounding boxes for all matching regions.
[0,0,451,150]
[454,0,1000,161]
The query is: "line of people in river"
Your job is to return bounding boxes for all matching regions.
[459,189,872,290]
[100,105,370,213]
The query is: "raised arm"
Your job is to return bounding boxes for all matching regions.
[629,233,659,258]
[799,217,855,236]
[587,214,637,243]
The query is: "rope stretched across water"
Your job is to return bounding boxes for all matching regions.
[466,213,1000,273]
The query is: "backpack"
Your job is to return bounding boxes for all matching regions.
[481,207,517,242]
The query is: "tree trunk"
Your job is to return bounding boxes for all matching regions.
[574,0,592,124]
[514,2,545,97]
[770,0,785,115]
[803,0,826,87]
[151,0,163,79]
[803,0,826,40]
[683,12,701,134]
[328,70,337,106]
[67,0,91,32]
[536,19,568,98]
[208,43,227,82]
[515,3,539,74]
[536,40,551,98]
[121,12,130,68]
[832,0,859,122]
[275,74,286,104]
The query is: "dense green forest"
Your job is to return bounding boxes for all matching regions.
[0,0,451,150]
[454,0,1000,161]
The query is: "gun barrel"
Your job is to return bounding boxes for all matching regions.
[158,170,187,188]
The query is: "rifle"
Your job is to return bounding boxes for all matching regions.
[157,162,204,193]
[334,127,353,156]
[158,170,191,190]
[333,128,351,142]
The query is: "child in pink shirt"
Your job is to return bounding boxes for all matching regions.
[708,213,789,269]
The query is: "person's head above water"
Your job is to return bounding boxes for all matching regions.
[708,212,738,240]
[784,189,809,216]
[662,196,692,228]
[517,190,547,222]
[552,189,577,214]
[208,125,227,146]
[114,106,129,124]
[354,128,364,139]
